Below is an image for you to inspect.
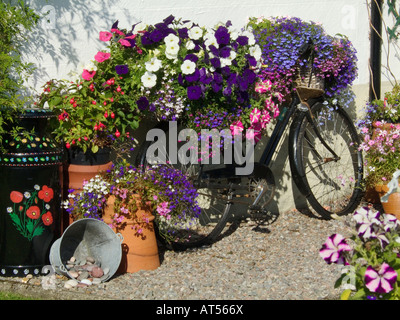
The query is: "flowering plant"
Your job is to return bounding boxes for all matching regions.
[36,69,139,153]
[64,163,201,243]
[320,207,400,300]
[63,175,110,221]
[358,123,400,187]
[94,16,269,137]
[247,16,358,99]
[358,86,400,130]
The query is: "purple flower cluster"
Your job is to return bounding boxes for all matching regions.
[104,163,202,243]
[64,176,110,221]
[253,17,358,98]
[102,15,262,131]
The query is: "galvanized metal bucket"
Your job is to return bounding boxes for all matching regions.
[49,218,123,282]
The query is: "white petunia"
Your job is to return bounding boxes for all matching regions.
[249,45,262,61]
[188,26,203,40]
[181,60,196,75]
[205,35,218,48]
[133,22,147,33]
[185,40,196,50]
[141,71,157,88]
[145,57,162,72]
[165,43,179,60]
[228,26,239,40]
[164,33,179,46]
[241,30,255,45]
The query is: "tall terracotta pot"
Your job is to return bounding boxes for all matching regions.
[62,147,113,229]
[103,196,160,274]
[375,184,400,220]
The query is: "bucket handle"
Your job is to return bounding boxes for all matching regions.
[117,232,124,243]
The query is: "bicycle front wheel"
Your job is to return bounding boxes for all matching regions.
[136,122,233,248]
[290,101,363,219]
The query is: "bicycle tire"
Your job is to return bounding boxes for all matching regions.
[290,101,363,219]
[136,121,233,248]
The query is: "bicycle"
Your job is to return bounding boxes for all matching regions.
[135,43,364,249]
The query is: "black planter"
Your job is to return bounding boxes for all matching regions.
[0,109,63,276]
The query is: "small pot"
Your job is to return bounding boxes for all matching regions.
[375,184,400,220]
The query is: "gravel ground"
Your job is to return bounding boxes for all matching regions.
[0,206,357,301]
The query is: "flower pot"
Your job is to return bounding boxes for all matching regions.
[103,196,160,274]
[375,184,400,220]
[0,109,63,276]
[372,121,400,138]
[63,147,113,228]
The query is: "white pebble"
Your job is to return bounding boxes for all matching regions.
[80,279,92,286]
[64,279,79,289]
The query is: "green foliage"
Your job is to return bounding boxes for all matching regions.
[0,0,40,148]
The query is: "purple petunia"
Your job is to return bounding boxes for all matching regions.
[187,85,202,100]
[215,26,230,45]
[149,29,164,43]
[115,64,129,75]
[219,46,231,58]
[136,96,149,110]
[236,35,249,46]
[365,263,397,294]
[186,69,200,82]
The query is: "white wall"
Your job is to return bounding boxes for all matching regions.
[24,0,370,94]
[22,0,398,216]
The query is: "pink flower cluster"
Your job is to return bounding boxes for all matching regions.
[156,201,171,220]
[237,79,283,143]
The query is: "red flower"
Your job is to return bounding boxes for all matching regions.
[10,191,24,204]
[42,211,53,226]
[26,206,41,220]
[38,185,54,203]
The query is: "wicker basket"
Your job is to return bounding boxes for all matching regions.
[294,66,324,90]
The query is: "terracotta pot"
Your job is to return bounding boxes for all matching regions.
[103,196,160,274]
[63,147,113,229]
[67,162,113,191]
[375,184,400,220]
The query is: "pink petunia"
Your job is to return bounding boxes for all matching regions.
[82,69,96,81]
[246,122,262,143]
[94,51,111,63]
[365,263,397,294]
[118,38,131,47]
[111,28,125,36]
[250,108,261,124]
[99,31,112,42]
[230,121,244,136]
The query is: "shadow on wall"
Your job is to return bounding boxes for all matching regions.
[22,0,128,93]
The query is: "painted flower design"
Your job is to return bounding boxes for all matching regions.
[26,206,41,220]
[10,191,24,204]
[8,185,54,241]
[42,211,53,226]
[365,263,397,294]
[319,234,351,264]
[38,185,54,203]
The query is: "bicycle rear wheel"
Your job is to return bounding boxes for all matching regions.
[290,101,363,219]
[136,122,233,248]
